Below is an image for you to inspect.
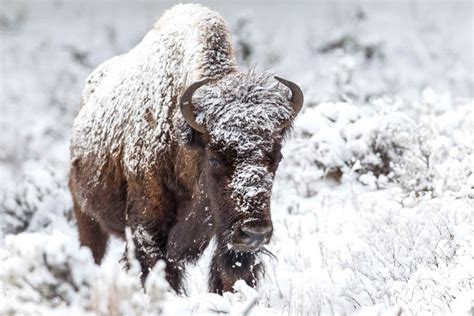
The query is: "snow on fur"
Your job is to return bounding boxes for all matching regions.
[191,72,293,213]
[194,72,292,157]
[72,4,237,177]
[72,5,293,217]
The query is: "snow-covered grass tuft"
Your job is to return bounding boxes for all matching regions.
[0,161,71,235]
[0,230,168,315]
[0,231,94,314]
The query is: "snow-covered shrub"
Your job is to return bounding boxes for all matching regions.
[326,192,474,315]
[0,230,167,315]
[89,229,167,316]
[0,161,72,235]
[0,231,95,314]
[232,14,257,67]
[415,92,474,197]
[276,91,474,202]
[267,183,474,315]
[275,101,433,199]
[312,14,387,102]
[231,12,281,69]
[0,1,26,32]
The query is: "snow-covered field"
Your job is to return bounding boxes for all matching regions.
[1,1,473,315]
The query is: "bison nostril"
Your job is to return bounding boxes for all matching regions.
[239,224,273,245]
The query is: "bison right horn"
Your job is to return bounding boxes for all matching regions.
[274,76,304,115]
[180,78,210,133]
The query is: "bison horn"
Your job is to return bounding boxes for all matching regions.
[274,76,304,115]
[180,78,210,133]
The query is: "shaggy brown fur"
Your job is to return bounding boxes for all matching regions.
[69,4,302,294]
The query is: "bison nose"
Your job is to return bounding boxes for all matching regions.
[239,224,273,248]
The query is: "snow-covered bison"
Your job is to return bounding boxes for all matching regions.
[69,4,303,294]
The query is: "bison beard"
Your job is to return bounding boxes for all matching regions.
[69,4,303,295]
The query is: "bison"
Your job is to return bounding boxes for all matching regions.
[69,4,303,294]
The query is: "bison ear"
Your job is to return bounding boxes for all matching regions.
[180,79,210,133]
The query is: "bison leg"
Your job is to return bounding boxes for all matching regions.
[129,225,187,293]
[132,229,184,293]
[163,258,186,294]
[209,249,263,294]
[126,220,168,285]
[74,201,109,264]
[165,214,213,294]
[125,188,179,290]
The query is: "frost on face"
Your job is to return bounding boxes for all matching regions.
[193,72,293,212]
[194,72,293,157]
[230,164,273,213]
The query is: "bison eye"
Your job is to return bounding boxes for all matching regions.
[209,157,221,167]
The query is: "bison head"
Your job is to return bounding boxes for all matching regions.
[179,72,303,252]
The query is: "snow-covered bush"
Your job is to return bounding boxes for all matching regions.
[415,91,474,197]
[322,192,474,315]
[88,229,167,316]
[0,230,167,315]
[231,12,282,70]
[0,161,72,235]
[276,101,428,197]
[267,183,474,315]
[276,93,473,202]
[0,231,95,314]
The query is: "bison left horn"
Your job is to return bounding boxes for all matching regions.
[274,76,304,115]
[180,78,210,133]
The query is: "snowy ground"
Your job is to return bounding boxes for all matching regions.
[1,1,473,315]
